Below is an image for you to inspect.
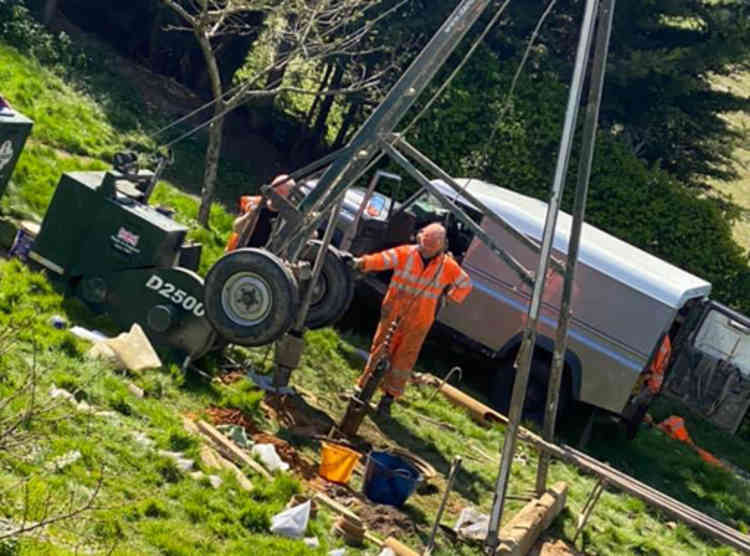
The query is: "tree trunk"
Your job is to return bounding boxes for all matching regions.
[42,0,58,24]
[311,64,344,145]
[148,5,164,69]
[197,101,226,226]
[333,101,359,149]
[304,63,334,128]
[196,31,227,227]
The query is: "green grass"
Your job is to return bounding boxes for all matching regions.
[264,323,749,555]
[0,260,346,555]
[710,71,750,253]
[1,25,749,556]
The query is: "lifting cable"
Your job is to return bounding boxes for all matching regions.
[401,0,558,182]
[478,0,557,170]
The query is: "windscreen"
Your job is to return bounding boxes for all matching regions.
[693,309,750,378]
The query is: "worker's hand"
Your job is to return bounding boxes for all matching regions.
[340,251,363,271]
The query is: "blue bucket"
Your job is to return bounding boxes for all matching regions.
[362,451,422,508]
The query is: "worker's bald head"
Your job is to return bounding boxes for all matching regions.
[417,222,446,258]
[271,174,295,197]
[267,174,295,210]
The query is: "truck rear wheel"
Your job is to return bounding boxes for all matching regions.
[491,354,570,426]
[203,248,299,346]
[300,241,354,329]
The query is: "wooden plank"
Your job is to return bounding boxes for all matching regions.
[183,417,254,491]
[383,536,420,556]
[312,492,363,526]
[216,453,255,492]
[196,420,272,479]
[496,481,567,556]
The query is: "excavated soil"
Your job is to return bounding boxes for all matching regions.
[206,407,261,434]
[262,395,335,436]
[253,432,320,480]
[323,483,418,539]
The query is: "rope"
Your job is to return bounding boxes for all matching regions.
[148,79,249,142]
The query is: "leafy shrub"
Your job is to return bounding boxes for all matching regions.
[0,0,85,70]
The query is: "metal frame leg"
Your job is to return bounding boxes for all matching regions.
[573,478,606,544]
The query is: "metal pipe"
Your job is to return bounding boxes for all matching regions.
[484,0,600,551]
[424,456,462,556]
[536,0,615,495]
[381,141,537,288]
[340,170,402,252]
[269,0,495,256]
[394,137,566,277]
[281,151,387,262]
[293,194,345,331]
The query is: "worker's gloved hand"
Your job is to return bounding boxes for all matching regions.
[340,251,362,271]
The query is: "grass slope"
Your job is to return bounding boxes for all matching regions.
[1,35,749,556]
[711,71,750,253]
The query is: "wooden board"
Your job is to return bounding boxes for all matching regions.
[496,482,568,556]
[196,420,272,479]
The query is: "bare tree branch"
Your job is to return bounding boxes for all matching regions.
[0,472,104,541]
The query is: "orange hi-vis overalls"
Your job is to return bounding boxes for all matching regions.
[647,334,672,394]
[357,244,472,398]
[225,195,262,252]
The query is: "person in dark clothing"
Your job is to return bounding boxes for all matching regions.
[225,174,295,251]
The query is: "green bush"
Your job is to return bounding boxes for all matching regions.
[0,0,84,70]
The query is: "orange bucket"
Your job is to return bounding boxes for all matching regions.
[319,442,361,484]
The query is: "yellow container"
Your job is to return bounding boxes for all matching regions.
[319,442,361,484]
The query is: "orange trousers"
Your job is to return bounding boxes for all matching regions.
[357,315,430,398]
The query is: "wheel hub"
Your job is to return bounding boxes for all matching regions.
[310,274,328,306]
[221,272,272,326]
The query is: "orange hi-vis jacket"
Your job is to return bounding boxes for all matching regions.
[225,195,262,252]
[358,244,472,398]
[362,244,472,328]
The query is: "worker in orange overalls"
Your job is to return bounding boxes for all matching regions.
[646,333,672,395]
[225,174,295,252]
[625,331,673,438]
[347,223,472,417]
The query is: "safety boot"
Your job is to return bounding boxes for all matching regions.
[376,394,394,418]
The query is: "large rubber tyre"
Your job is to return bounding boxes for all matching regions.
[491,354,571,426]
[300,241,355,329]
[624,399,650,440]
[203,248,299,346]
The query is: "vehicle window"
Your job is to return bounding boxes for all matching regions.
[693,309,750,377]
[405,191,448,222]
[366,194,387,217]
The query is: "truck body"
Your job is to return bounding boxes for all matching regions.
[321,177,750,429]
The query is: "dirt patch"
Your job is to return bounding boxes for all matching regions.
[206,407,261,435]
[322,484,418,539]
[253,432,319,480]
[216,371,247,385]
[262,395,335,436]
